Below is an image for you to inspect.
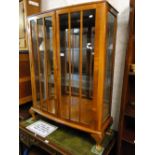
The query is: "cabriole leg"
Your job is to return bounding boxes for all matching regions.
[91,133,104,152]
[29,108,36,120]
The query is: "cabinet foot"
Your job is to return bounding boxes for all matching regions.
[95,144,103,152]
[91,132,104,151]
[29,108,36,120]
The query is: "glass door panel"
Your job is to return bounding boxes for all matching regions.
[59,9,96,125]
[59,13,70,119]
[70,12,80,122]
[31,20,41,106]
[37,18,46,102]
[103,12,115,122]
[81,10,95,125]
[82,10,95,99]
[45,16,56,114]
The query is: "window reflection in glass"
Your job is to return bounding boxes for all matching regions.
[82,10,95,99]
[37,18,46,100]
[71,12,80,97]
[45,17,55,98]
[70,12,80,122]
[45,16,56,114]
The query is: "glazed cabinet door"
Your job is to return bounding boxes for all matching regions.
[29,13,57,115]
[56,7,97,127]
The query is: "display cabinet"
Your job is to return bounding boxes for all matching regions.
[28,1,118,149]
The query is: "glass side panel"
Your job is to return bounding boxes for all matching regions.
[59,14,69,119]
[37,18,46,101]
[31,20,40,103]
[70,12,80,122]
[82,10,95,99]
[45,16,56,114]
[103,12,115,122]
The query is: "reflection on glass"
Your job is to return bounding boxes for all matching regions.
[77,10,96,126]
[45,16,56,114]
[82,10,95,99]
[59,14,69,119]
[37,18,46,100]
[70,12,80,121]
[31,20,40,102]
[60,14,69,95]
[45,17,54,98]
[71,12,80,97]
[103,12,115,122]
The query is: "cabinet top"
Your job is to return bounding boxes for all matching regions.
[28,0,118,18]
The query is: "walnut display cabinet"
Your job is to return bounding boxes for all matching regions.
[28,1,118,148]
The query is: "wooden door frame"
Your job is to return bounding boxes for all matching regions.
[56,1,104,129]
[28,12,58,115]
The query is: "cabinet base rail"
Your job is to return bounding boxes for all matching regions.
[29,107,112,148]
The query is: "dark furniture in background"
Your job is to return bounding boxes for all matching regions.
[19,52,32,105]
[19,0,40,105]
[117,0,135,154]
[19,102,32,121]
[19,0,40,51]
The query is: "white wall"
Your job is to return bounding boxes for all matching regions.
[41,0,102,11]
[108,0,130,130]
[41,0,130,130]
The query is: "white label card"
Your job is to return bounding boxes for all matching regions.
[26,120,58,138]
